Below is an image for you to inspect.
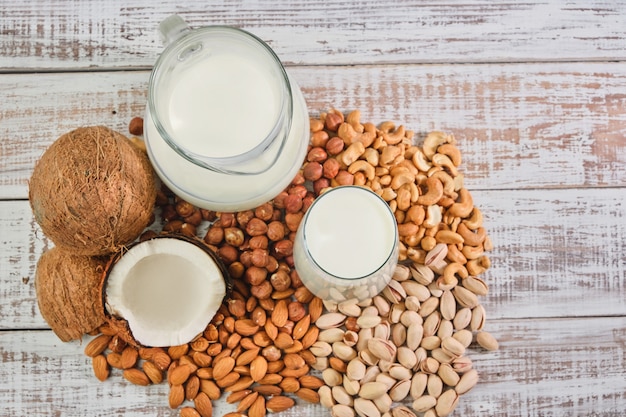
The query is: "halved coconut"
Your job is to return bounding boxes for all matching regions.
[103,235,231,347]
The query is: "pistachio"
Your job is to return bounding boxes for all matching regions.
[319,385,335,408]
[346,358,366,381]
[412,395,437,412]
[332,386,354,406]
[435,389,459,417]
[454,369,479,394]
[316,313,347,329]
[354,398,382,417]
[359,381,388,400]
[476,331,499,351]
[367,338,397,362]
[389,378,411,402]
[332,404,356,417]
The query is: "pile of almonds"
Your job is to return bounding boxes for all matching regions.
[83,110,498,417]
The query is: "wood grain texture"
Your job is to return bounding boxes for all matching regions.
[2,62,626,199]
[1,0,626,70]
[2,186,624,329]
[1,317,624,416]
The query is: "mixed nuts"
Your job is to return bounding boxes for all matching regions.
[82,109,498,417]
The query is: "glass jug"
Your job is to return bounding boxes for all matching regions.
[144,15,309,211]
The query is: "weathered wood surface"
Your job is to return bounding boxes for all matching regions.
[1,317,624,416]
[2,0,626,70]
[1,0,625,416]
[2,62,626,199]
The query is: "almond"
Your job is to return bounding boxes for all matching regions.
[280,364,310,378]
[279,376,300,393]
[169,364,193,386]
[224,376,254,392]
[296,387,320,403]
[250,356,268,382]
[200,379,221,400]
[197,367,213,380]
[235,348,260,366]
[292,315,311,340]
[258,373,283,385]
[142,361,163,384]
[234,319,260,336]
[120,346,138,369]
[274,332,295,349]
[106,352,122,369]
[186,375,201,401]
[271,299,289,328]
[301,327,320,349]
[168,344,190,360]
[299,375,324,390]
[226,389,252,404]
[194,392,213,417]
[266,396,295,413]
[283,353,305,370]
[92,354,109,382]
[212,356,236,380]
[252,384,282,396]
[179,407,201,417]
[123,368,150,386]
[236,391,259,413]
[216,371,240,388]
[84,335,112,357]
[309,297,323,322]
[169,384,185,408]
[248,395,266,417]
[152,350,172,371]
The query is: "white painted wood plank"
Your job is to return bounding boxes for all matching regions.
[1,0,626,70]
[2,187,624,329]
[1,317,624,416]
[1,62,626,199]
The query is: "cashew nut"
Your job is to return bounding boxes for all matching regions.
[348,160,376,180]
[422,131,451,159]
[379,187,397,202]
[353,171,367,186]
[437,143,462,167]
[362,147,379,166]
[461,244,484,260]
[341,142,365,166]
[417,176,444,206]
[406,205,425,225]
[431,170,458,199]
[412,148,432,173]
[356,131,376,148]
[431,153,459,177]
[397,221,419,237]
[435,230,464,245]
[379,174,392,186]
[423,205,442,228]
[404,226,425,247]
[442,262,468,286]
[446,244,467,264]
[381,145,403,166]
[462,207,483,230]
[338,122,358,145]
[391,172,415,190]
[457,223,486,246]
[383,125,406,145]
[447,188,474,218]
[397,159,419,177]
[378,121,395,133]
[396,185,412,211]
[346,110,364,133]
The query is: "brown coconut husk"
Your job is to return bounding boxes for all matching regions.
[35,247,107,342]
[29,126,157,256]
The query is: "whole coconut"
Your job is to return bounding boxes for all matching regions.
[29,126,157,255]
[35,247,107,342]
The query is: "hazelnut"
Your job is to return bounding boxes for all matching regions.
[306,147,328,163]
[309,118,324,133]
[273,191,289,209]
[270,270,291,292]
[267,221,286,241]
[250,248,269,268]
[249,235,269,250]
[324,111,343,132]
[303,161,323,181]
[310,130,329,148]
[288,184,308,199]
[325,136,345,155]
[334,170,355,186]
[322,158,340,179]
[128,117,144,136]
[175,200,196,218]
[290,269,303,289]
[302,194,315,212]
[236,210,255,228]
[228,299,246,318]
[273,239,294,259]
[200,209,217,221]
[139,230,158,242]
[287,302,306,322]
[217,245,239,265]
[313,178,330,196]
[163,219,183,232]
[224,227,245,247]
[251,306,267,326]
[262,345,282,362]
[161,205,178,222]
[180,222,196,237]
[184,210,203,226]
[265,256,279,273]
[245,266,268,286]
[228,262,245,279]
[285,212,303,232]
[246,218,268,237]
[254,203,274,221]
[240,250,252,267]
[294,286,313,303]
[155,189,170,206]
[345,317,360,332]
[251,280,273,300]
[291,171,306,185]
[283,194,303,214]
[204,226,224,245]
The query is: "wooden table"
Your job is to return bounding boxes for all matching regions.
[1,1,625,416]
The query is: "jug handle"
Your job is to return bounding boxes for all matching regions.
[159,15,191,45]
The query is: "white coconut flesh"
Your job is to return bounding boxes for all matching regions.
[105,238,226,347]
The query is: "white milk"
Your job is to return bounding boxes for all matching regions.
[294,186,399,301]
[163,54,279,158]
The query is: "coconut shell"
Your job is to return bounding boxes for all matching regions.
[35,247,107,342]
[29,126,157,256]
